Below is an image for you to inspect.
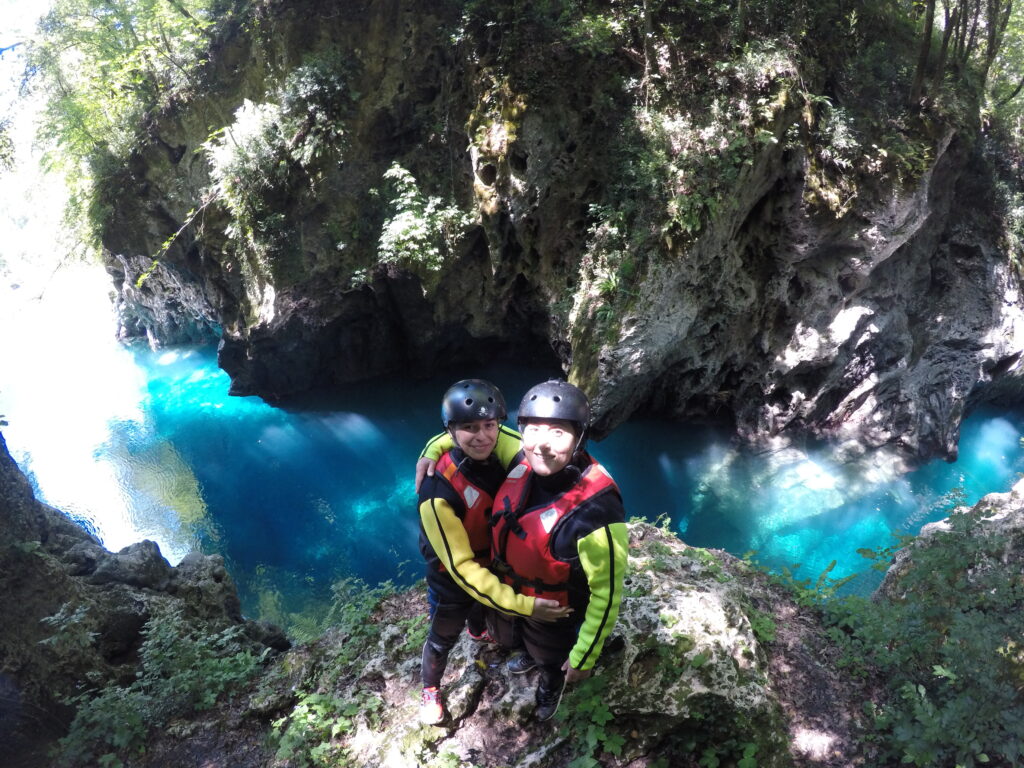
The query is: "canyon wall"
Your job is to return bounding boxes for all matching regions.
[98,0,1024,467]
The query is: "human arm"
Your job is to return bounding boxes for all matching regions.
[418,426,522,463]
[567,521,629,672]
[419,494,537,618]
[415,426,522,491]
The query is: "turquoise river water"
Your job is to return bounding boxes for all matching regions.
[2,268,1024,622]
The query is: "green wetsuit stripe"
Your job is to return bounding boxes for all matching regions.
[576,525,617,669]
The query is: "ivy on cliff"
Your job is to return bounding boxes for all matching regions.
[203,50,360,285]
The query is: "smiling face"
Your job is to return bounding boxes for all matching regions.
[451,419,499,461]
[520,418,577,476]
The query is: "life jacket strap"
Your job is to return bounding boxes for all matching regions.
[494,496,527,540]
[490,555,566,594]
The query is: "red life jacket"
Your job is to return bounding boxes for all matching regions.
[490,456,619,606]
[435,451,494,565]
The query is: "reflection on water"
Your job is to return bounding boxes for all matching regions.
[3,265,1024,619]
[601,412,1024,594]
[0,266,208,561]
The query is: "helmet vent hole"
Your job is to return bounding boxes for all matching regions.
[553,395,561,402]
[464,398,473,406]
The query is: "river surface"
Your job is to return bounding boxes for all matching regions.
[3,267,1024,625]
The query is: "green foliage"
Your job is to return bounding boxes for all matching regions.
[821,504,1024,766]
[267,578,394,767]
[399,613,430,656]
[558,676,627,764]
[0,118,14,172]
[377,163,474,276]
[28,0,220,163]
[56,604,264,767]
[271,690,382,767]
[745,607,777,644]
[203,50,359,279]
[768,559,856,607]
[39,602,99,656]
[25,0,230,250]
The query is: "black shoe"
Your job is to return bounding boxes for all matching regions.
[535,679,565,722]
[507,652,537,674]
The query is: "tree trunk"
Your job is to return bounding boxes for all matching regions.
[910,0,937,104]
[981,0,1013,86]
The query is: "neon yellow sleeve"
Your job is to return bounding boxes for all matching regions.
[494,425,522,469]
[419,496,535,618]
[419,432,453,461]
[569,522,629,670]
[419,425,522,467]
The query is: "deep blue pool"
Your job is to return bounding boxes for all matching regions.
[3,271,1023,621]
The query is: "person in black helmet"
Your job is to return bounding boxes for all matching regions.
[487,379,628,722]
[418,379,628,723]
[418,379,570,725]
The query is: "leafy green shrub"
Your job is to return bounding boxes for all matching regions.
[377,163,474,275]
[268,578,393,767]
[27,0,226,253]
[203,51,358,278]
[56,604,264,767]
[822,505,1024,767]
[272,690,382,768]
[558,676,627,767]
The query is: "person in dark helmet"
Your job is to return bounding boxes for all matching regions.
[417,378,570,725]
[487,379,628,722]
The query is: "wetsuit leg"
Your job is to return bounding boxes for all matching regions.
[486,609,523,652]
[519,615,582,690]
[466,601,487,638]
[422,597,474,688]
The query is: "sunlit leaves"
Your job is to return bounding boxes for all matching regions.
[29,0,216,162]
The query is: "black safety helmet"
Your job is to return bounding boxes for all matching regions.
[517,379,591,453]
[441,379,507,428]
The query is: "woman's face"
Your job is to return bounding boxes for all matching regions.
[452,419,499,460]
[520,419,576,476]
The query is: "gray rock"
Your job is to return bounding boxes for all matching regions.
[90,540,172,590]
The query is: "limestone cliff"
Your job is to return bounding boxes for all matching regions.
[0,433,287,767]
[97,0,1024,468]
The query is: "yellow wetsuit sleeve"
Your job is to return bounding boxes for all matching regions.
[494,425,522,468]
[569,522,629,670]
[419,425,522,467]
[419,496,535,617]
[419,432,452,461]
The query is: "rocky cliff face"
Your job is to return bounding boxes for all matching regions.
[0,434,287,766]
[5,415,1023,765]
[98,0,1024,467]
[120,521,872,768]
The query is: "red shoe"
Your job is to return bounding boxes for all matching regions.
[467,628,494,643]
[420,686,445,725]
